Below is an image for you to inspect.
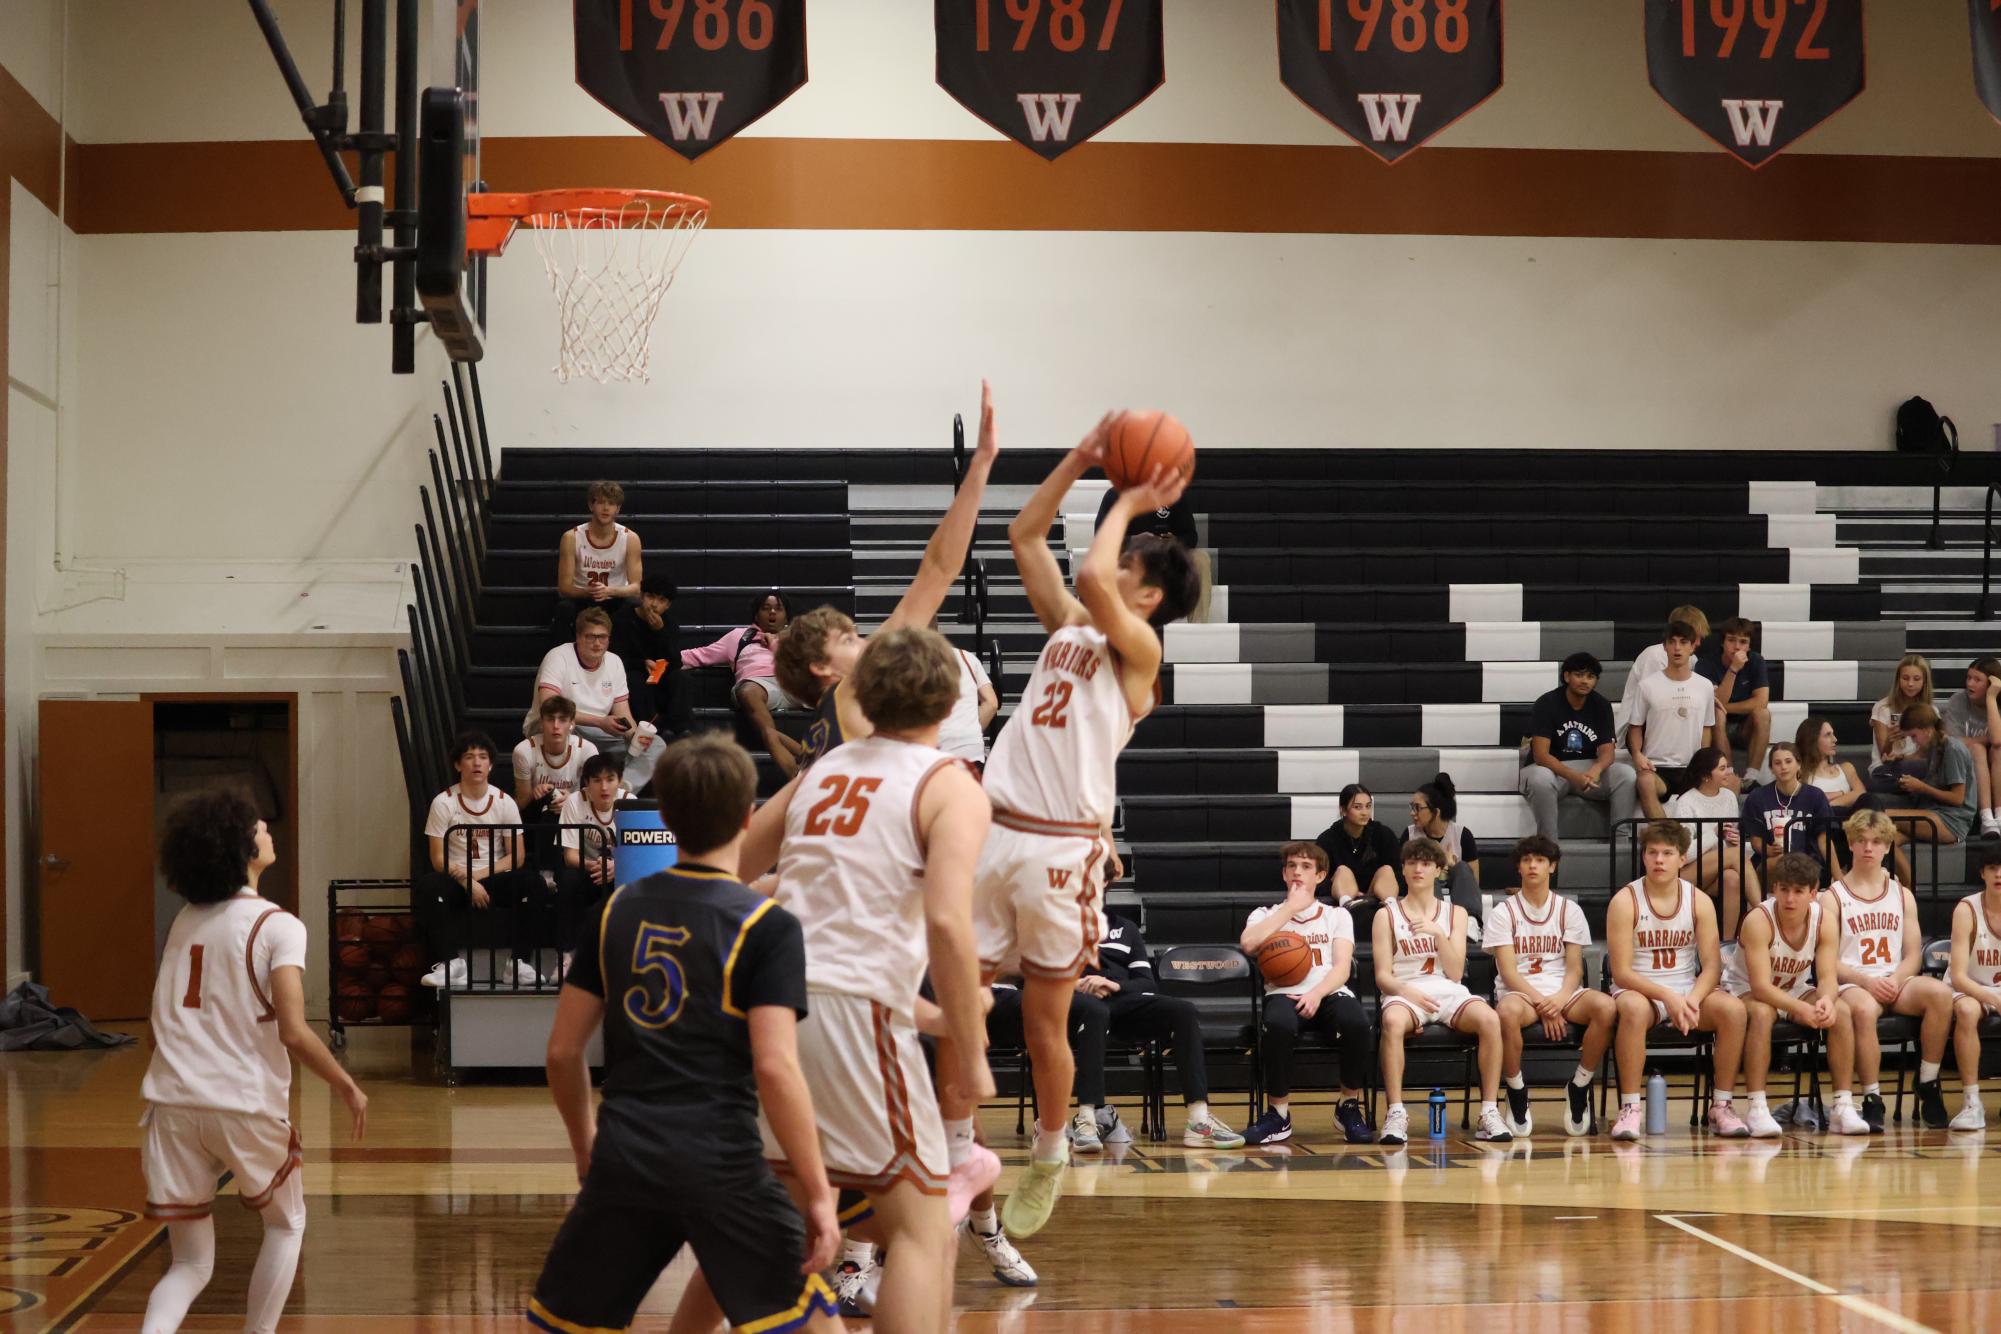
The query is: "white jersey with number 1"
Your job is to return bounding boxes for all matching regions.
[983,623,1132,831]
[1612,879,1699,996]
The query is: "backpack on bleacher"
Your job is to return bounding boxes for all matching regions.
[1895,396,1958,454]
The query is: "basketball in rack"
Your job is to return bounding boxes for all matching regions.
[465,189,710,385]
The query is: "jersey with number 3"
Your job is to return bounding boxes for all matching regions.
[142,889,308,1120]
[1614,879,1699,995]
[1832,877,1906,978]
[778,735,960,1017]
[1482,891,1590,999]
[984,623,1132,829]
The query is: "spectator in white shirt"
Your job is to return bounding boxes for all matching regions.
[557,755,629,942]
[1869,655,1932,771]
[417,731,540,989]
[1619,605,1711,725]
[937,644,999,769]
[1629,620,1719,820]
[532,607,635,763]
[1668,747,1759,938]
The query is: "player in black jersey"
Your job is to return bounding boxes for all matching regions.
[528,734,841,1334]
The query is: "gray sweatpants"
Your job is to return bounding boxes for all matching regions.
[1520,760,1639,841]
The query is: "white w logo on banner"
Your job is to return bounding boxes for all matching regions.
[1357,93,1423,143]
[1720,98,1783,147]
[657,92,724,140]
[1015,93,1082,143]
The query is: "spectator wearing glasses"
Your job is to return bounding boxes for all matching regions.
[1521,652,1638,843]
[1404,774,1484,925]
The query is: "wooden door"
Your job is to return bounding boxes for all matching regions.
[38,699,156,1019]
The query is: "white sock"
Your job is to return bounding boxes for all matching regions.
[1964,1083,1981,1104]
[1269,1097,1290,1117]
[1504,1073,1526,1091]
[1032,1124,1067,1163]
[1388,1101,1406,1115]
[1920,1060,1942,1084]
[1186,1099,1208,1125]
[1075,1102,1097,1124]
[243,1177,306,1334]
[843,1238,876,1265]
[968,1206,999,1236]
[1749,1092,1768,1110]
[1834,1090,1854,1106]
[1623,1094,1642,1107]
[1480,1100,1498,1116]
[1572,1066,1595,1088]
[1714,1092,1733,1107]
[142,1218,215,1334]
[944,1116,975,1169]
[1865,1082,1882,1096]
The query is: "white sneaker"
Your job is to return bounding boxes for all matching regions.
[969,1223,1038,1287]
[512,958,541,986]
[1378,1105,1410,1146]
[1474,1106,1514,1143]
[1829,1102,1871,1136]
[1069,1107,1103,1154]
[1745,1104,1783,1139]
[446,957,468,989]
[1984,812,2001,837]
[1183,1114,1246,1149]
[1951,1100,1987,1132]
[420,963,449,989]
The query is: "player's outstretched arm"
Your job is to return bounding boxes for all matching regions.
[749,1006,840,1275]
[885,380,1001,633]
[1079,466,1187,718]
[1010,415,1107,633]
[919,764,997,1103]
[546,982,606,1184]
[271,966,367,1141]
[738,773,803,886]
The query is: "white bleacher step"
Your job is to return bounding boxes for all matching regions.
[1288,793,1586,842]
[1165,620,1897,666]
[1168,660,1896,707]
[1264,747,1521,795]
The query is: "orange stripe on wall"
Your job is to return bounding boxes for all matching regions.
[60,134,2001,245]
[0,62,61,213]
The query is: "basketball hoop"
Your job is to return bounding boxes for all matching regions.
[466,188,709,384]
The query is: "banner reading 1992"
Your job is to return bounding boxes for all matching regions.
[1645,0,1865,169]
[936,0,1166,160]
[1278,0,1505,164]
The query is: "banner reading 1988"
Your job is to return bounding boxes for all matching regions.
[1645,0,1865,169]
[935,0,1166,160]
[1278,0,1505,164]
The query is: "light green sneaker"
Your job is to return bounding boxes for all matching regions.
[1000,1147,1069,1238]
[1183,1114,1246,1149]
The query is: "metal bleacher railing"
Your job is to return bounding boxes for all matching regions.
[1976,483,2001,619]
[1608,811,1946,913]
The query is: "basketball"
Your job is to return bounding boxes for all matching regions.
[361,914,401,945]
[335,982,375,1023]
[1256,932,1313,988]
[1104,409,1195,490]
[336,911,365,939]
[391,943,426,971]
[338,941,371,970]
[376,983,412,1024]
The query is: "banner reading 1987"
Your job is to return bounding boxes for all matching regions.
[1278,0,1505,164]
[935,0,1166,160]
[1645,0,1865,169]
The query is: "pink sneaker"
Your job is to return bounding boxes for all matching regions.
[946,1144,1002,1225]
[1610,1102,1644,1141]
[1707,1103,1750,1138]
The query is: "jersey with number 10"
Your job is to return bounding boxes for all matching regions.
[984,623,1133,829]
[778,735,960,1017]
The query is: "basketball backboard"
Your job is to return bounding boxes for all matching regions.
[416,0,484,360]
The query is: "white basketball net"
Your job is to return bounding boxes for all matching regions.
[525,196,707,384]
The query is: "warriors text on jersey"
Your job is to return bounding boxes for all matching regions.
[1830,876,1906,979]
[1723,900,1821,999]
[1481,891,1590,999]
[1613,879,1699,995]
[573,522,632,590]
[984,624,1132,830]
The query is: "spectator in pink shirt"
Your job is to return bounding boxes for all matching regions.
[680,590,804,777]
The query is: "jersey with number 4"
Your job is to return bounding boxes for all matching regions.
[1386,897,1456,983]
[1831,877,1906,979]
[142,889,308,1120]
[1481,891,1590,1000]
[1614,879,1699,995]
[984,623,1132,830]
[778,735,961,1017]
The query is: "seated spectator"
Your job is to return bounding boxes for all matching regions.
[1879,704,1978,867]
[1939,656,2001,836]
[1240,843,1375,1145]
[1094,485,1209,623]
[531,608,635,763]
[1796,716,1867,813]
[1742,743,1836,883]
[1668,747,1759,937]
[549,481,642,644]
[1312,783,1402,905]
[1869,655,1931,771]
[937,640,998,770]
[1521,651,1639,843]
[416,730,540,989]
[512,695,598,818]
[612,575,687,736]
[1064,913,1244,1151]
[1372,838,1511,1145]
[557,755,628,945]
[1619,604,1711,724]
[681,590,805,779]
[1628,620,1718,820]
[1404,773,1483,924]
[1696,618,1773,786]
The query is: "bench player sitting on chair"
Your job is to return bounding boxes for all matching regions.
[1482,834,1615,1138]
[1722,851,1869,1137]
[1943,843,2001,1131]
[1373,837,1512,1145]
[1606,819,1749,1141]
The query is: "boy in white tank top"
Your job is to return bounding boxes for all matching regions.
[1372,838,1512,1145]
[551,480,643,642]
[1727,852,1868,1137]
[1482,835,1616,1138]
[1944,845,2001,1130]
[1606,820,1749,1141]
[140,790,368,1334]
[750,627,997,1333]
[1822,808,1956,1132]
[945,415,1200,1240]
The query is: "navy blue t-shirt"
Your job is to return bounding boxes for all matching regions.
[1697,651,1770,705]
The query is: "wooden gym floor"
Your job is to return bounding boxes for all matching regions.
[5,1027,1999,1332]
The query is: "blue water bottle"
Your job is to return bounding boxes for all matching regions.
[1428,1087,1448,1139]
[1646,1071,1668,1136]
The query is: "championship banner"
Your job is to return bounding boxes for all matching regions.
[935,0,1165,160]
[613,803,679,881]
[1277,0,1505,165]
[574,0,808,161]
[1644,0,1865,169]
[1972,0,2001,125]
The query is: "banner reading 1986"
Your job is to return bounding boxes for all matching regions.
[1278,0,1504,164]
[1972,0,2001,125]
[935,0,1166,160]
[1645,0,1865,169]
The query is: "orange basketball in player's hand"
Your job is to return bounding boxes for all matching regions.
[1103,410,1195,491]
[376,983,412,1024]
[336,982,375,1023]
[1256,932,1313,989]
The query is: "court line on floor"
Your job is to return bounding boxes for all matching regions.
[1654,1214,1939,1334]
